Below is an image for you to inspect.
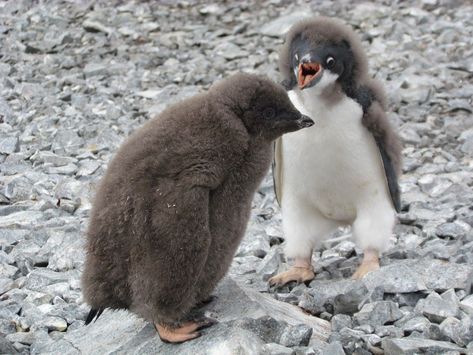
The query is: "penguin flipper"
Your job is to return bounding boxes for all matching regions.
[85,307,104,325]
[361,101,402,213]
[272,138,283,206]
[374,135,401,213]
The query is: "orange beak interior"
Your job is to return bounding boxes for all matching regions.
[298,62,321,89]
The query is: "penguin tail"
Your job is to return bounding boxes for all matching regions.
[85,307,105,325]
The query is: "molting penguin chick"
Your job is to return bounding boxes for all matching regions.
[270,17,402,286]
[81,73,313,343]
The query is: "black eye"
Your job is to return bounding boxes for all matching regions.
[263,107,275,120]
[326,56,335,69]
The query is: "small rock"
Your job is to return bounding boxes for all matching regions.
[83,19,112,34]
[0,277,15,295]
[320,341,345,355]
[257,248,283,281]
[0,136,19,154]
[215,42,248,60]
[331,314,353,333]
[279,323,312,347]
[354,301,403,327]
[415,292,459,323]
[401,316,431,334]
[333,283,369,315]
[6,332,35,346]
[42,316,68,332]
[460,295,473,315]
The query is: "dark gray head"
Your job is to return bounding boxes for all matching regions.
[279,17,369,93]
[209,73,313,140]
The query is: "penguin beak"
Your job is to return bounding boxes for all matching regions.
[298,62,322,90]
[296,114,314,128]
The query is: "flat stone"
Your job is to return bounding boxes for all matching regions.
[382,337,463,355]
[262,343,294,355]
[30,151,77,166]
[0,211,44,228]
[64,278,330,353]
[362,259,473,293]
[83,19,112,34]
[215,42,248,60]
[320,341,345,355]
[331,314,353,333]
[6,331,36,346]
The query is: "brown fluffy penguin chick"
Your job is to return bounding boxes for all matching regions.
[81,73,314,343]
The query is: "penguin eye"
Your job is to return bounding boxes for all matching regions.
[263,107,275,120]
[326,56,335,69]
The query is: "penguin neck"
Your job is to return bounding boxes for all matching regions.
[289,82,345,120]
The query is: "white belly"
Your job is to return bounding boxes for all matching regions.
[282,90,391,222]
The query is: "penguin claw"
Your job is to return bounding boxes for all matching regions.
[155,323,202,344]
[352,259,380,279]
[193,316,218,331]
[268,266,315,287]
[196,295,217,308]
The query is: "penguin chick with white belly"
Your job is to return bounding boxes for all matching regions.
[269,17,402,286]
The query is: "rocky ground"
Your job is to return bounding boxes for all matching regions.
[1,0,473,354]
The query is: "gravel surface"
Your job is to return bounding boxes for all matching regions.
[1,0,473,354]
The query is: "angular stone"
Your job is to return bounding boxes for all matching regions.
[279,323,312,347]
[76,160,101,176]
[401,316,431,333]
[362,259,473,293]
[321,341,345,355]
[436,222,469,239]
[331,314,353,333]
[415,292,459,323]
[23,269,77,292]
[0,136,19,154]
[6,331,36,345]
[375,325,403,338]
[30,151,78,166]
[0,277,14,295]
[333,283,369,315]
[215,42,248,60]
[460,295,473,315]
[382,337,463,355]
[257,248,283,281]
[353,301,403,327]
[42,316,68,332]
[0,210,45,229]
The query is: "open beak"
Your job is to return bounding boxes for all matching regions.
[296,114,314,128]
[297,62,322,90]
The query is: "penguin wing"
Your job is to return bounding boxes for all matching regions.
[272,138,283,206]
[362,103,401,213]
[144,186,213,308]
